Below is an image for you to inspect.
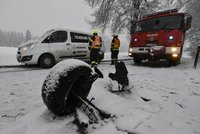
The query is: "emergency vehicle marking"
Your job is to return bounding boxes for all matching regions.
[147,33,158,37]
[74,35,88,40]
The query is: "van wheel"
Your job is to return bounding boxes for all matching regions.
[39,54,55,68]
[41,59,93,116]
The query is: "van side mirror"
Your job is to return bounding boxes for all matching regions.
[185,15,192,30]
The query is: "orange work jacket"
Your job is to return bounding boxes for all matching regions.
[92,36,101,48]
[111,38,120,50]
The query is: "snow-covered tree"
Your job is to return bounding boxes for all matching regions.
[25,30,32,42]
[0,31,8,46]
[84,0,159,34]
[0,30,25,47]
[183,0,200,57]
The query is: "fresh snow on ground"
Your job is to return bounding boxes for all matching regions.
[0,47,20,65]
[0,47,200,134]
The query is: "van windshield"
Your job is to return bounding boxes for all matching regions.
[135,15,184,32]
[39,29,55,41]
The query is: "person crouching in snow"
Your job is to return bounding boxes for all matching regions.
[108,61,129,91]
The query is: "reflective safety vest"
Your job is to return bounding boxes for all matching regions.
[112,38,120,50]
[92,36,101,48]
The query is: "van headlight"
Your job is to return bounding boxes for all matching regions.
[21,43,35,51]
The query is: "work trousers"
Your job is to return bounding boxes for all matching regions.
[111,50,119,64]
[90,48,100,65]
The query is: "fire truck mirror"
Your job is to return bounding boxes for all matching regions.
[185,16,192,29]
[130,21,136,34]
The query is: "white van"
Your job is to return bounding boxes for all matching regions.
[17,28,104,68]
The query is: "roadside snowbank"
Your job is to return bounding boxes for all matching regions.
[0,46,20,65]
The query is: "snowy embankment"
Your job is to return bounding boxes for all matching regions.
[0,47,200,134]
[0,47,20,65]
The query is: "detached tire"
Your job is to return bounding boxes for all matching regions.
[42,59,93,116]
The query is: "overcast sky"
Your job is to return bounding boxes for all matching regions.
[0,0,92,36]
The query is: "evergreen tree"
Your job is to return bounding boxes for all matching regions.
[25,30,32,41]
[0,30,25,47]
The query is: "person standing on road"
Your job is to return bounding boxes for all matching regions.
[110,33,120,65]
[88,30,102,67]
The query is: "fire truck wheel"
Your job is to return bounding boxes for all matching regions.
[169,57,180,66]
[41,59,93,116]
[169,59,180,66]
[134,56,142,64]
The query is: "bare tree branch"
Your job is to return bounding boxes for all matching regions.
[84,0,189,35]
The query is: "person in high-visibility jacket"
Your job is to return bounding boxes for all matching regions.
[88,30,102,67]
[110,34,120,65]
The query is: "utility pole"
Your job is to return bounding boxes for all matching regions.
[194,46,200,69]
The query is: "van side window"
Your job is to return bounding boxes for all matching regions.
[51,31,68,43]
[70,32,89,43]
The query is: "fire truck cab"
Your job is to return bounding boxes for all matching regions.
[128,9,192,65]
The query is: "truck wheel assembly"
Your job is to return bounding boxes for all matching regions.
[41,59,136,133]
[41,59,94,116]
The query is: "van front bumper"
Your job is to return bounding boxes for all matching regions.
[17,53,33,62]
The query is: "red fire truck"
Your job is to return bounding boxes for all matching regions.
[128,9,192,65]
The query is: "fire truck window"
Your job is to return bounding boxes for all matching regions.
[154,19,161,30]
[135,15,183,32]
[155,19,160,26]
[158,16,183,30]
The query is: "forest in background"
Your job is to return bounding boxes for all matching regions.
[0,30,32,47]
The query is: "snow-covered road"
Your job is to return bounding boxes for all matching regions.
[0,47,200,134]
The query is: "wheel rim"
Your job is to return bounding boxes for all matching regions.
[64,74,91,113]
[43,57,52,66]
[41,55,54,68]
